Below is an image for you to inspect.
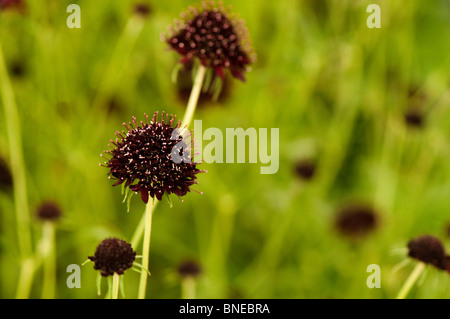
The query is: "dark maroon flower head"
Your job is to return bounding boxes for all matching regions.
[88,238,136,277]
[36,200,62,222]
[294,159,316,181]
[407,235,446,270]
[101,112,204,204]
[133,3,152,17]
[404,109,425,128]
[0,0,25,12]
[0,157,13,190]
[334,204,379,238]
[164,1,255,81]
[177,259,202,278]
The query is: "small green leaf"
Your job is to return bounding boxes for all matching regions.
[97,273,102,296]
[202,67,213,93]
[212,76,223,102]
[133,262,151,276]
[127,191,134,213]
[165,193,173,208]
[171,63,183,84]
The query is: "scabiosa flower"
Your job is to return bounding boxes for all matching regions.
[88,238,136,277]
[404,109,425,128]
[133,3,152,17]
[35,200,62,222]
[101,111,204,204]
[407,235,446,270]
[294,159,317,181]
[177,259,202,278]
[334,203,379,238]
[164,1,255,81]
[0,0,25,12]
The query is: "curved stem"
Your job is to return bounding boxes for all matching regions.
[181,64,207,128]
[396,262,426,299]
[138,198,155,299]
[112,273,120,299]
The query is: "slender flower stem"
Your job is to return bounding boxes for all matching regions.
[131,200,159,250]
[181,277,196,299]
[181,64,207,128]
[112,273,120,299]
[15,258,35,299]
[41,221,56,299]
[0,40,35,299]
[0,41,32,258]
[396,262,426,299]
[138,197,156,299]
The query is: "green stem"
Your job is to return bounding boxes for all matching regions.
[138,197,155,299]
[112,273,120,299]
[0,39,32,259]
[41,221,56,299]
[396,262,426,299]
[131,200,159,250]
[181,64,207,128]
[0,40,36,299]
[15,258,35,299]
[181,276,196,299]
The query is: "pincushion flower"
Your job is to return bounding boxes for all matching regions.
[334,203,379,239]
[164,1,255,81]
[35,200,62,222]
[101,111,203,204]
[407,235,446,270]
[88,238,136,277]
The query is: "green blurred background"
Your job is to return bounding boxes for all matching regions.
[1,0,450,299]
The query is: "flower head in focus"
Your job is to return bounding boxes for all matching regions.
[164,1,255,81]
[101,112,204,204]
[88,238,136,277]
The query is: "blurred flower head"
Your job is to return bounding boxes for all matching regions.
[177,259,202,278]
[294,159,317,181]
[404,109,425,129]
[35,200,62,222]
[334,203,379,239]
[407,235,446,270]
[0,0,25,12]
[88,238,136,277]
[133,3,152,18]
[102,112,204,203]
[164,0,255,81]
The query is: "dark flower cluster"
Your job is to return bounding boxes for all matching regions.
[102,112,204,204]
[294,159,317,181]
[0,0,24,12]
[35,200,62,222]
[407,235,449,271]
[165,1,255,81]
[334,204,379,239]
[177,259,202,278]
[88,238,136,277]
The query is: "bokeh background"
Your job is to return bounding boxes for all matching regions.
[1,0,450,299]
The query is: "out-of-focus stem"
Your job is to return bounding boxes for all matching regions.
[396,262,426,299]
